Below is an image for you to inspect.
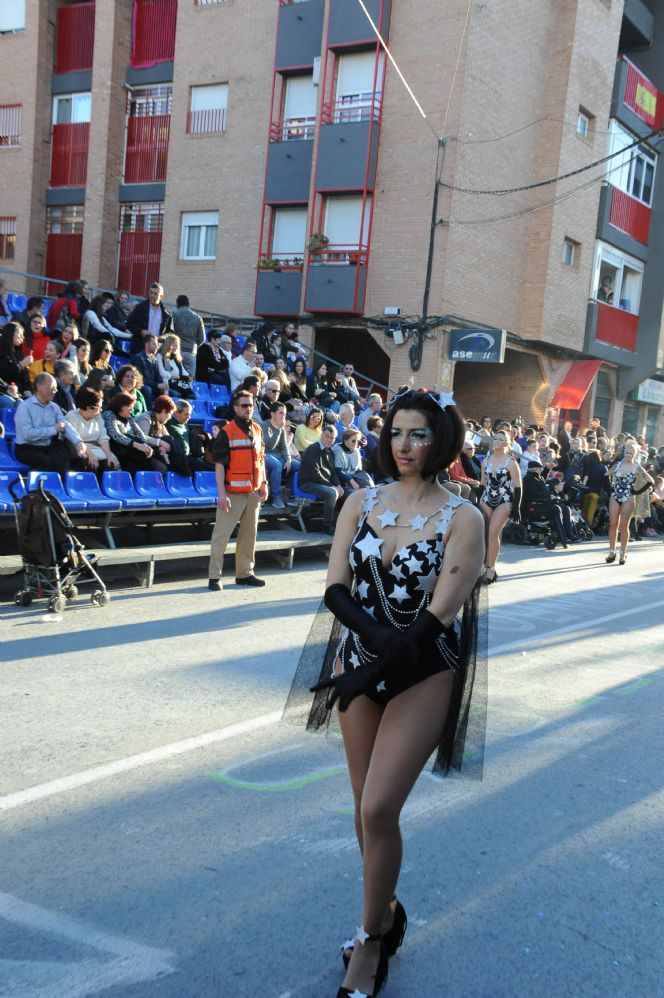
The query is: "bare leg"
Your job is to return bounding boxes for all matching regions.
[485,503,511,571]
[618,499,635,557]
[342,671,454,994]
[608,498,620,554]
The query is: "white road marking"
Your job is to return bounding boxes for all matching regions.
[0,711,282,813]
[489,597,664,658]
[0,890,174,998]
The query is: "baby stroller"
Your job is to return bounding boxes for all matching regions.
[10,479,109,613]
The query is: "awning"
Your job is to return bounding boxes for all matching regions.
[550,360,602,410]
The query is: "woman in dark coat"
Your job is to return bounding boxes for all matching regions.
[195,329,230,389]
[0,322,32,397]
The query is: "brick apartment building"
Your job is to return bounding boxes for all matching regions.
[1,0,664,439]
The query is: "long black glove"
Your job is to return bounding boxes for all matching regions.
[511,486,522,524]
[323,583,395,656]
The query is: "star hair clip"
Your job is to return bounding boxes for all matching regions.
[428,390,456,411]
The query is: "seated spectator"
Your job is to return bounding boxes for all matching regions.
[229,340,259,392]
[284,323,309,363]
[82,295,128,346]
[0,322,32,399]
[106,364,148,417]
[64,387,120,475]
[104,290,132,333]
[285,396,308,426]
[12,296,44,337]
[262,401,299,508]
[73,338,91,386]
[298,424,344,534]
[14,372,86,477]
[265,331,285,365]
[23,313,51,361]
[522,462,572,547]
[257,379,281,422]
[131,332,166,403]
[166,399,208,476]
[288,359,309,402]
[341,363,362,407]
[335,401,360,441]
[53,359,78,413]
[449,446,481,499]
[89,339,115,380]
[0,277,9,326]
[363,414,383,478]
[460,439,483,480]
[219,329,235,365]
[56,321,79,363]
[28,340,63,384]
[195,328,230,390]
[358,393,383,435]
[46,282,84,333]
[294,407,324,454]
[157,333,193,396]
[306,362,336,409]
[325,367,353,413]
[135,394,176,466]
[102,392,167,474]
[333,428,373,490]
[80,366,115,399]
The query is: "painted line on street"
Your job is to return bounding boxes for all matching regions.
[489,597,664,658]
[0,711,282,813]
[212,743,347,792]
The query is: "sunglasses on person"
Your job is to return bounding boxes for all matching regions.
[236,402,253,409]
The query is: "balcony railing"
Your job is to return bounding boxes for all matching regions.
[622,57,664,129]
[308,243,368,265]
[118,230,163,296]
[0,104,22,146]
[124,115,170,183]
[257,250,305,270]
[594,300,638,351]
[321,95,382,125]
[608,185,651,244]
[45,233,83,295]
[50,122,90,187]
[55,1,95,74]
[269,116,316,142]
[130,0,177,68]
[186,107,226,134]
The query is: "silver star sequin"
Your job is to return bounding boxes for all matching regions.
[409,514,428,531]
[376,681,387,692]
[415,567,439,593]
[356,580,370,601]
[362,491,378,513]
[349,990,368,998]
[389,584,410,605]
[376,507,399,528]
[390,562,406,582]
[354,532,384,562]
[349,651,361,669]
[403,553,423,574]
[416,540,432,554]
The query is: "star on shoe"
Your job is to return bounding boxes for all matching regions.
[377,506,399,528]
[409,513,428,531]
[354,532,384,562]
[349,990,368,998]
[355,925,370,945]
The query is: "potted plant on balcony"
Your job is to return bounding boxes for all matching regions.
[306,233,329,255]
[258,257,282,271]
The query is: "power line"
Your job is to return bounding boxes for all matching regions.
[453,114,630,145]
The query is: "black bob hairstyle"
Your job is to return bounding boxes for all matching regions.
[376,388,466,481]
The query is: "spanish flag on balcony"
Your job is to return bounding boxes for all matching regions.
[635,82,658,121]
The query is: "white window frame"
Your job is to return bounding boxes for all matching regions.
[607,120,657,207]
[562,238,579,266]
[52,92,92,125]
[591,240,644,314]
[180,211,218,261]
[0,0,25,32]
[576,109,591,139]
[271,207,308,263]
[189,83,228,133]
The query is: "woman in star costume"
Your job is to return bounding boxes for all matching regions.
[478,428,522,583]
[298,388,485,997]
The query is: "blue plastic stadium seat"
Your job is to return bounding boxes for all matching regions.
[26,471,87,511]
[192,382,210,400]
[7,293,27,314]
[0,471,25,511]
[235,335,246,350]
[134,471,186,507]
[101,470,155,509]
[189,400,209,422]
[165,472,213,507]
[117,339,132,355]
[66,472,122,511]
[209,384,230,406]
[292,471,318,500]
[0,437,28,471]
[109,355,123,373]
[194,471,217,499]
[1,408,16,438]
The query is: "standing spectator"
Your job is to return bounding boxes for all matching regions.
[357,393,383,435]
[207,390,268,590]
[172,294,206,375]
[102,393,167,473]
[64,387,120,475]
[229,340,259,392]
[28,340,63,384]
[46,281,84,333]
[298,424,343,534]
[127,282,173,354]
[14,373,86,477]
[156,334,193,394]
[12,296,45,336]
[104,290,132,333]
[475,415,493,456]
[0,322,32,398]
[557,419,573,456]
[363,414,383,477]
[53,359,78,413]
[581,449,608,527]
[263,401,297,508]
[195,328,230,390]
[81,295,128,346]
[23,313,50,361]
[106,364,148,417]
[131,332,166,402]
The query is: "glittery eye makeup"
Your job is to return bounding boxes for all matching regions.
[390,428,433,447]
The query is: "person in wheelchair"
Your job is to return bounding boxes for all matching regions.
[522,462,575,548]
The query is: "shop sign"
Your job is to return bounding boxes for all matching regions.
[449,327,506,363]
[634,378,664,405]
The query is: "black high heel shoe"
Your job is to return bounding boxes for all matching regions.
[605,551,617,563]
[341,897,407,968]
[337,927,388,998]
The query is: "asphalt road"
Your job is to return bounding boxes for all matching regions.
[1,536,663,998]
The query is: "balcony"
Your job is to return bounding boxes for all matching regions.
[54,1,95,74]
[304,244,368,313]
[50,122,90,187]
[587,300,639,353]
[327,0,391,46]
[131,0,177,67]
[607,185,651,245]
[275,0,324,71]
[255,257,304,316]
[124,115,170,183]
[613,57,664,135]
[315,97,381,191]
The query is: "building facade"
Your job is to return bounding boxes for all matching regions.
[1,0,663,438]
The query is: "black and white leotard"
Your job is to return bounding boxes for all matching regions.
[335,486,466,705]
[480,459,513,508]
[611,462,636,504]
